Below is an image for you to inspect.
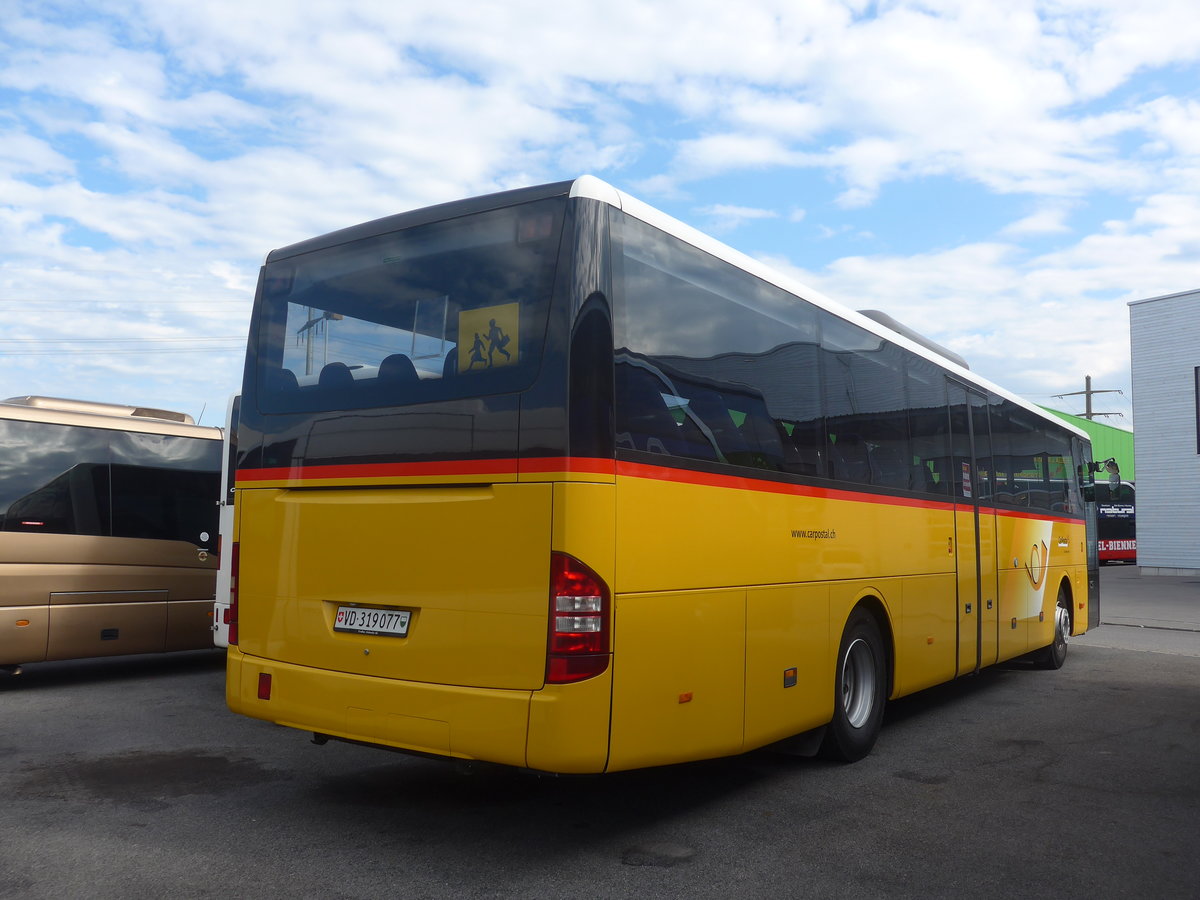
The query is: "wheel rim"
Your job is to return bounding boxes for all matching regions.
[1055,602,1070,652]
[840,637,876,729]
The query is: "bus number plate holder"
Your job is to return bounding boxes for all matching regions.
[334,607,411,637]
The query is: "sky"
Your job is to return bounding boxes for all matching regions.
[4,0,1199,429]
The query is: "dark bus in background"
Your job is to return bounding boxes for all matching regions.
[1095,480,1135,564]
[0,396,221,675]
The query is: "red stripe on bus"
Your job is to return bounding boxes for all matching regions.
[616,460,1084,522]
[235,455,1084,523]
[236,456,619,483]
[614,460,957,511]
[993,506,1083,525]
[519,457,617,475]
[236,458,518,482]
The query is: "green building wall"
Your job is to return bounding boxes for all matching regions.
[1041,407,1136,481]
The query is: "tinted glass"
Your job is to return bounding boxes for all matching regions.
[255,198,565,413]
[110,432,221,548]
[971,395,995,501]
[989,400,1015,502]
[0,419,219,544]
[820,312,914,489]
[947,385,974,500]
[0,420,110,535]
[992,402,1077,514]
[224,396,240,504]
[907,356,950,494]
[612,212,820,474]
[610,209,1077,503]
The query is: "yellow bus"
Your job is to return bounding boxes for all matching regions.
[0,396,221,675]
[226,176,1100,771]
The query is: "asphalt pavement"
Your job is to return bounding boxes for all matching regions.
[1,564,1196,899]
[1075,563,1200,656]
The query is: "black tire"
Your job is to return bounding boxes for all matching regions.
[819,606,887,762]
[1035,585,1071,670]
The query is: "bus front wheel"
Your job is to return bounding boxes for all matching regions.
[820,607,887,763]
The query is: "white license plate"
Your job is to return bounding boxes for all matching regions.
[333,606,411,637]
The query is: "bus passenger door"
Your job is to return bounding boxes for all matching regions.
[948,381,998,676]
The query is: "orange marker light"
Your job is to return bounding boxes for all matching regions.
[678,692,693,704]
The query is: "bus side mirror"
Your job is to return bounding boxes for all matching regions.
[1103,458,1121,485]
[1088,457,1121,485]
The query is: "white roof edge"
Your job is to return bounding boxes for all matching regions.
[569,175,623,208]
[569,175,1086,441]
[1128,287,1200,307]
[0,400,221,438]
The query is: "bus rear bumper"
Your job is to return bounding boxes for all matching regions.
[227,649,533,768]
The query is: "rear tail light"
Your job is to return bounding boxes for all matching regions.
[228,541,240,646]
[547,552,610,684]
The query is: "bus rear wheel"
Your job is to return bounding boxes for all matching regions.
[820,607,887,763]
[1036,585,1071,670]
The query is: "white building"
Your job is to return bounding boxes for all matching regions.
[1128,289,1200,575]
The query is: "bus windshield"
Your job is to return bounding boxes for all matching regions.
[253,197,566,414]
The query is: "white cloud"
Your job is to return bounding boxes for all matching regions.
[758,178,1200,422]
[672,134,808,182]
[1001,206,1074,236]
[0,129,74,175]
[0,0,1197,419]
[697,204,779,233]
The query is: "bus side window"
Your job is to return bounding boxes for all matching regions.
[686,390,750,462]
[829,433,872,484]
[616,364,683,456]
[908,459,936,493]
[615,363,720,461]
[732,399,786,472]
[778,420,824,477]
[867,442,910,490]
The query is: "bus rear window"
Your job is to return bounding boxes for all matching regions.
[254,198,565,414]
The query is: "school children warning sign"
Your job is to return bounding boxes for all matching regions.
[458,303,519,372]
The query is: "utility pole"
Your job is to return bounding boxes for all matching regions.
[1053,375,1124,419]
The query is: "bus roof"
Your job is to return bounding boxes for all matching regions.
[0,396,221,439]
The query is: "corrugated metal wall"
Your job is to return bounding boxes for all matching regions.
[1129,290,1200,572]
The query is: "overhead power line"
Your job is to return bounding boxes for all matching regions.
[0,347,245,356]
[0,298,247,305]
[1053,375,1124,419]
[0,336,244,344]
